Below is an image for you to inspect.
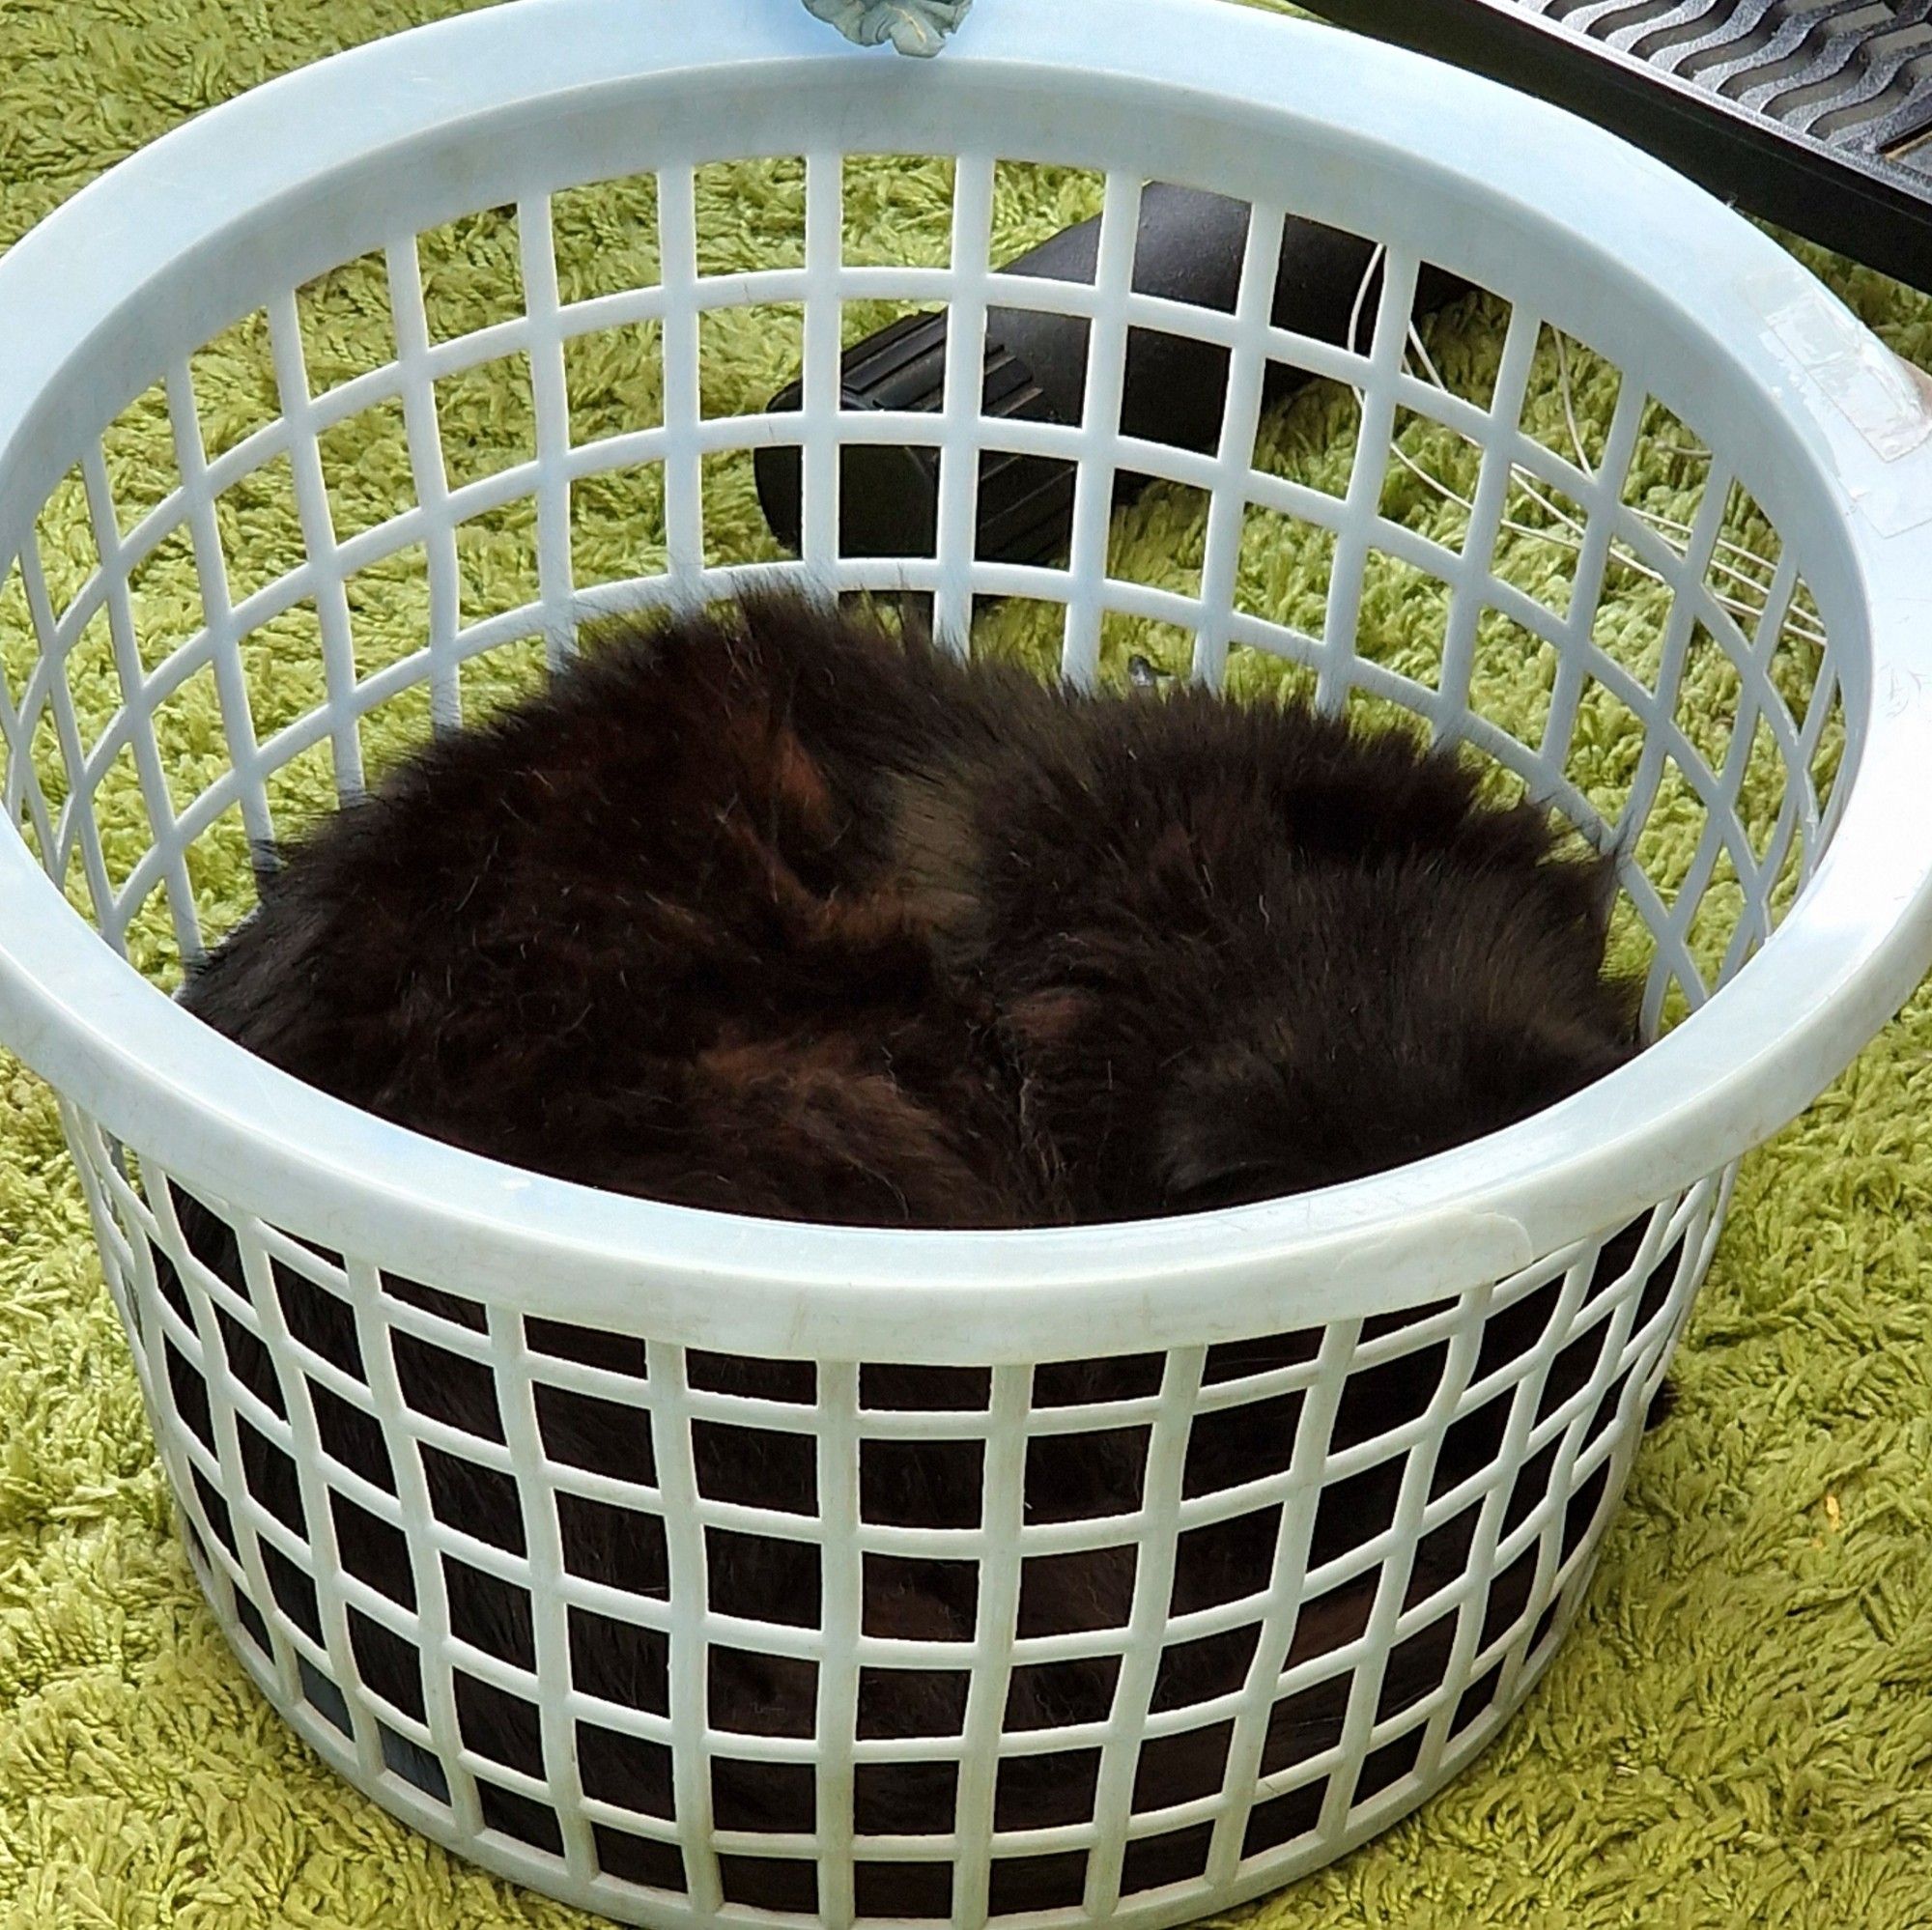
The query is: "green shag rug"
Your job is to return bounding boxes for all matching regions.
[5,2,1932,1924]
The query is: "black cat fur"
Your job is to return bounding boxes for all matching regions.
[159,593,1675,1908]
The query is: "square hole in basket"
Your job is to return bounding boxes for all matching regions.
[1253,364,1363,496]
[213,454,306,610]
[1259,1673,1353,1781]
[100,382,184,543]
[1005,1654,1122,1733]
[1736,710,1791,868]
[859,1666,971,1740]
[1467,609,1559,751]
[702,448,786,572]
[1375,1613,1462,1729]
[1684,843,1749,989]
[188,311,283,465]
[267,1260,362,1378]
[163,1338,214,1456]
[996,1746,1101,1831]
[863,1552,974,1641]
[564,321,666,449]
[857,1861,953,1919]
[456,500,543,634]
[527,1317,648,1380]
[351,1606,425,1718]
[92,740,157,897]
[710,1528,819,1629]
[1453,1659,1506,1740]
[1630,754,1710,910]
[150,662,228,817]
[1107,479,1209,601]
[989,159,1102,269]
[33,467,98,617]
[709,1645,815,1739]
[1133,1718,1235,1813]
[1183,1387,1301,1501]
[557,1493,668,1599]
[1496,472,1587,620]
[594,1826,685,1895]
[698,304,805,422]
[1035,1353,1164,1407]
[414,208,527,347]
[990,1851,1090,1916]
[317,394,413,546]
[260,1541,325,1645]
[1018,1545,1135,1637]
[326,1479,412,1600]
[383,1274,487,1332]
[567,1604,668,1717]
[445,1552,534,1669]
[238,595,327,745]
[579,1721,674,1817]
[1676,618,1749,774]
[1380,408,1483,545]
[1355,1726,1427,1807]
[127,525,206,675]
[190,1466,238,1561]
[1151,1623,1261,1715]
[861,1436,983,1529]
[392,1330,504,1443]
[693,1419,815,1517]
[434,354,537,496]
[298,1654,353,1736]
[552,174,663,307]
[1478,1547,1540,1652]
[478,1779,564,1858]
[1024,1423,1150,1523]
[1768,579,1826,715]
[60,605,122,760]
[1520,324,1623,472]
[535,1382,655,1487]
[856,1760,958,1836]
[1233,503,1335,637]
[1620,399,1715,541]
[1170,1506,1281,1616]
[422,1446,526,1557]
[692,1350,817,1404]
[456,1667,546,1779]
[1122,323,1230,458]
[236,1421,305,1539]
[230,1587,272,1661]
[1123,1822,1215,1896]
[296,248,399,397]
[694,156,809,275]
[1562,675,1648,833]
[345,541,433,740]
[1204,1330,1321,1387]
[720,1856,818,1916]
[713,1755,816,1834]
[846,154,958,270]
[1355,546,1449,691]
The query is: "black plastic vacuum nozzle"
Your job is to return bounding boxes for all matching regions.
[753,184,1466,567]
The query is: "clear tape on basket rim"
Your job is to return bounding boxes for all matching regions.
[0,0,1929,1355]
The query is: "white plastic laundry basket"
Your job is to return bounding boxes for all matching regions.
[2,1,1931,1923]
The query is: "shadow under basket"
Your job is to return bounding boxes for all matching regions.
[1,3,1930,1927]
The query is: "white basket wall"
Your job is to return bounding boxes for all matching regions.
[2,2,1931,1925]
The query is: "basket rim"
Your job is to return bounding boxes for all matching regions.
[1,0,1930,1360]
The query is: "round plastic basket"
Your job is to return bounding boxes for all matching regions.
[1,1,1930,1924]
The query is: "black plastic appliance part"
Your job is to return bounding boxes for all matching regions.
[753,184,1467,568]
[1294,1,1932,294]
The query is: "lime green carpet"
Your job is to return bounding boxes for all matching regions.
[5,2,1932,1924]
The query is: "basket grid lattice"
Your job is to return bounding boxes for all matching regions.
[0,120,1846,1926]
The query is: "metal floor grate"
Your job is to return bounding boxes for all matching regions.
[1296,0,1932,292]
